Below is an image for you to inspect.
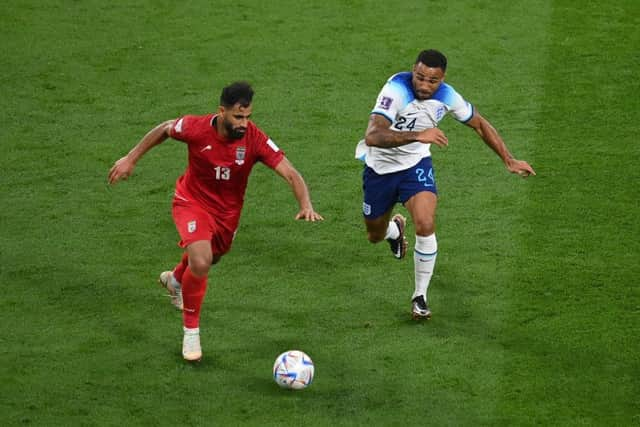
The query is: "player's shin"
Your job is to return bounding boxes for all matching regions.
[413,234,437,301]
[173,252,189,284]
[181,266,208,328]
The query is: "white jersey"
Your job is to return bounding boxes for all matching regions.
[355,72,474,174]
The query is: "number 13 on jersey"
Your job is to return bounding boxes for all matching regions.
[214,166,230,180]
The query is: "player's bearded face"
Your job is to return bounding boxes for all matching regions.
[412,63,445,100]
[221,104,252,139]
[224,120,246,139]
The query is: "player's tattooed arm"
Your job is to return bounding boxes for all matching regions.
[364,114,448,148]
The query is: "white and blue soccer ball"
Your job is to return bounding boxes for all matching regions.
[273,350,314,390]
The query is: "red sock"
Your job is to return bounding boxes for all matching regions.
[172,252,189,284]
[182,266,208,329]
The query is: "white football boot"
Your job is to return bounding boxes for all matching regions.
[182,327,202,362]
[159,271,183,310]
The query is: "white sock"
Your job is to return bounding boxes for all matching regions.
[384,220,400,240]
[183,327,199,335]
[413,234,437,301]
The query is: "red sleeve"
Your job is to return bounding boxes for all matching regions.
[256,132,285,169]
[168,115,197,143]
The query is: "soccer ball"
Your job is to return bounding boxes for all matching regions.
[272,350,314,390]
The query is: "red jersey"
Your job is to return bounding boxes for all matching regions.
[168,114,285,229]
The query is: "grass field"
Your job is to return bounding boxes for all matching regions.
[1,0,638,425]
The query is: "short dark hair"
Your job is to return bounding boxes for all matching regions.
[220,81,254,108]
[415,49,447,71]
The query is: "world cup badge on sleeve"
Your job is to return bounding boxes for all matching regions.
[235,146,246,165]
[379,96,393,110]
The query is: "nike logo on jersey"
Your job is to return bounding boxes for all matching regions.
[200,145,212,152]
[174,192,189,202]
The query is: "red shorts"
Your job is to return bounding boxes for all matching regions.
[172,197,237,256]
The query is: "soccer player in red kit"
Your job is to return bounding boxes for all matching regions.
[108,82,323,361]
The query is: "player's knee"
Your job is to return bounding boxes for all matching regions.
[414,220,435,236]
[189,257,212,276]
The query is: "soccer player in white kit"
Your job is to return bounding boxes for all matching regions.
[356,49,535,319]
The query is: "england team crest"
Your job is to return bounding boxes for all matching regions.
[235,146,246,165]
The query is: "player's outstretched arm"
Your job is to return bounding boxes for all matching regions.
[465,112,536,177]
[108,120,176,185]
[364,114,448,148]
[274,157,324,222]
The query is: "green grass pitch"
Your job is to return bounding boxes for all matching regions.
[1,0,638,425]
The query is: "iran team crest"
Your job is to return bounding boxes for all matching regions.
[235,146,246,165]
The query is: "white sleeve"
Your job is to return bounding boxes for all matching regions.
[370,80,410,123]
[441,85,474,123]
